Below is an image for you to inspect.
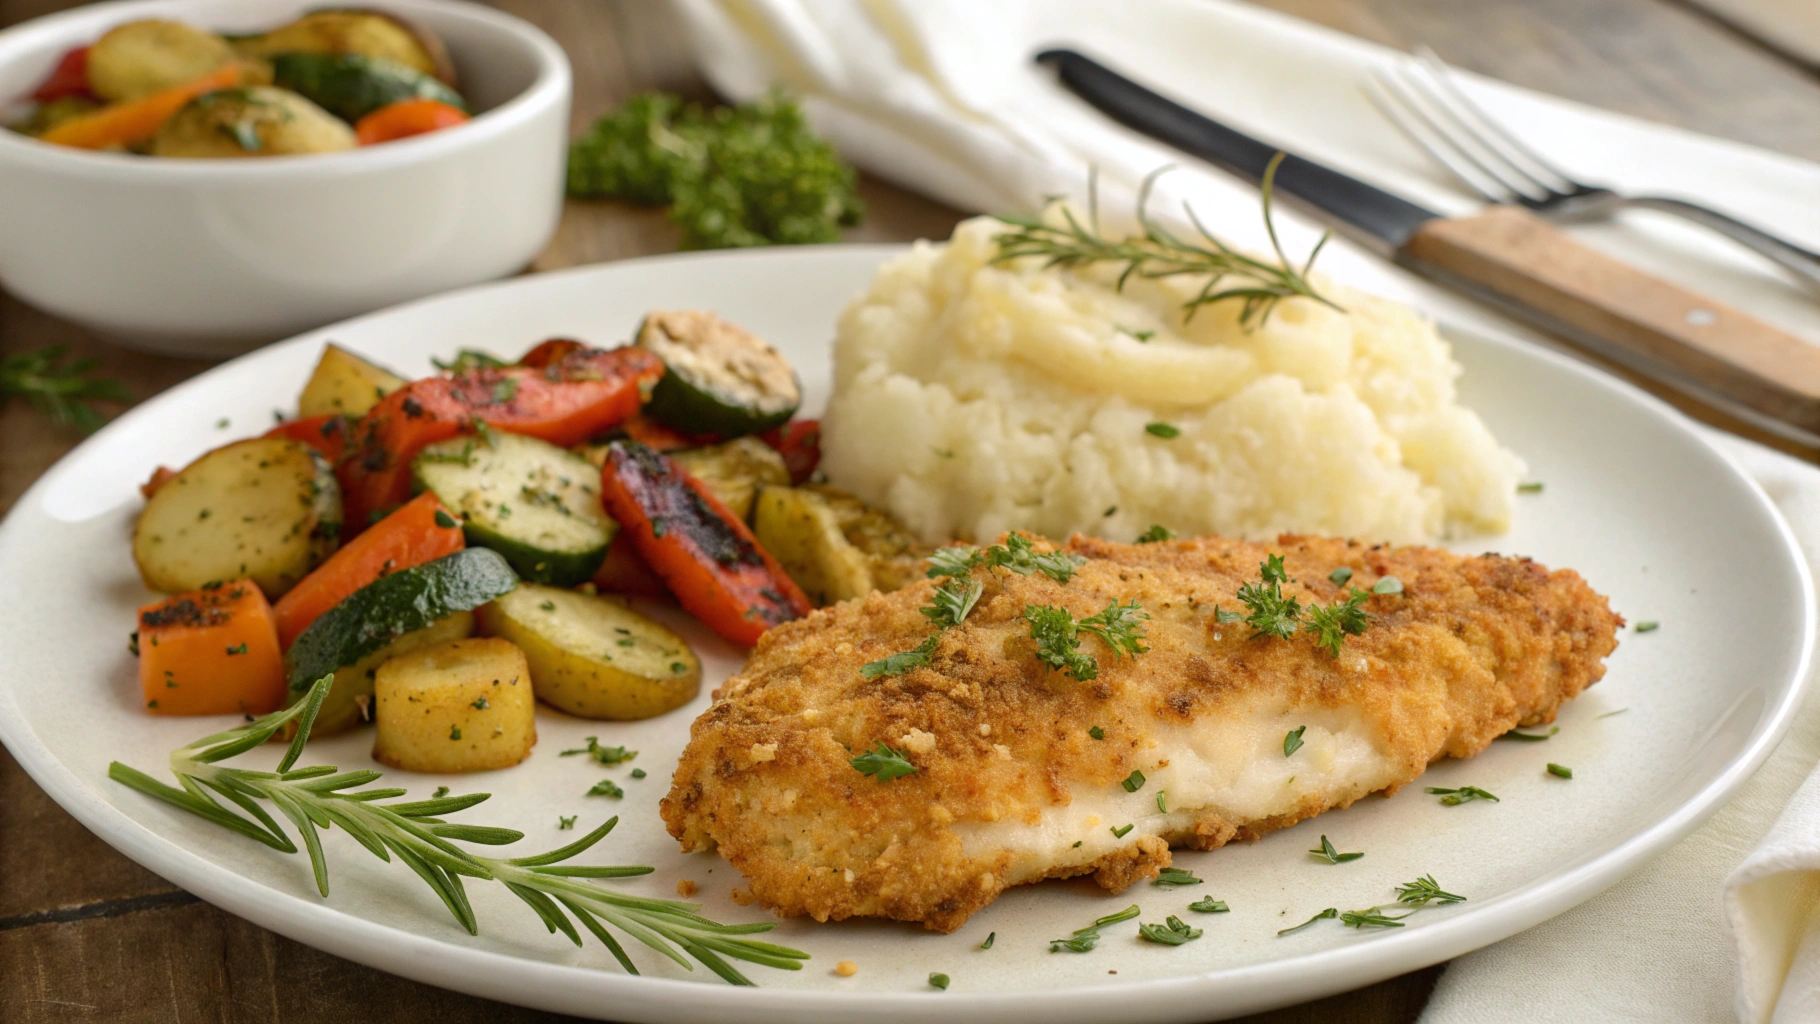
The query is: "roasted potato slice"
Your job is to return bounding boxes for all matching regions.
[477,584,700,720]
[87,19,237,101]
[373,637,535,772]
[133,437,341,599]
[299,343,407,418]
[149,86,355,158]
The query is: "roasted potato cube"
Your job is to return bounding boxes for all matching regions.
[299,343,407,418]
[87,19,237,101]
[373,637,535,773]
[150,86,355,159]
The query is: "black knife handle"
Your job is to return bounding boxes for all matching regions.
[1034,47,1434,248]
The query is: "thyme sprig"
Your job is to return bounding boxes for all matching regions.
[107,677,806,985]
[1,344,130,434]
[990,156,1341,328]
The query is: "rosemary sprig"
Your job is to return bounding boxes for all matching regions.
[1,345,130,434]
[108,676,807,985]
[990,155,1341,328]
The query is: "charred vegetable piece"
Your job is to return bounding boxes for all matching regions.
[670,436,790,523]
[636,311,801,437]
[137,579,286,716]
[337,344,663,530]
[232,10,455,84]
[478,583,701,720]
[86,19,236,101]
[299,343,407,418]
[412,431,616,586]
[597,440,810,646]
[760,419,821,484]
[269,51,464,124]
[271,491,466,649]
[150,86,356,158]
[132,437,341,599]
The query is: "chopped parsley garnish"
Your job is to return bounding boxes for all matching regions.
[1145,421,1181,439]
[928,973,950,990]
[1283,726,1306,757]
[433,786,449,798]
[587,779,624,798]
[1500,726,1559,742]
[1395,875,1465,906]
[225,643,247,656]
[1636,621,1660,633]
[491,377,520,404]
[1304,587,1372,656]
[1328,566,1354,585]
[1237,554,1303,640]
[561,738,638,764]
[449,726,462,741]
[1111,823,1134,838]
[1156,790,1168,813]
[1079,599,1150,657]
[1340,907,1411,929]
[1517,482,1544,493]
[850,743,917,782]
[926,545,981,578]
[433,509,458,529]
[861,633,940,679]
[1372,576,1404,595]
[1136,524,1177,543]
[1278,908,1338,936]
[1308,835,1363,864]
[985,533,1085,582]
[433,349,507,372]
[921,576,984,629]
[1121,770,1147,792]
[1188,896,1229,913]
[1548,763,1573,779]
[1138,915,1203,945]
[980,932,996,950]
[558,815,577,830]
[1153,866,1201,887]
[630,768,647,779]
[1049,904,1139,952]
[1089,726,1105,740]
[471,696,489,710]
[1426,785,1499,806]
[1104,505,1118,517]
[1025,604,1098,680]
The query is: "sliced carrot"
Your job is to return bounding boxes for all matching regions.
[264,414,351,465]
[42,64,241,150]
[270,491,465,648]
[339,344,662,528]
[138,580,285,715]
[354,99,469,145]
[591,532,672,599]
[517,338,588,368]
[598,440,809,646]
[760,419,821,484]
[140,465,178,499]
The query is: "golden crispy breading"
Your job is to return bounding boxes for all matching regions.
[661,534,1621,933]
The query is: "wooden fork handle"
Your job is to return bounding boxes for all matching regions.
[1399,205,1820,436]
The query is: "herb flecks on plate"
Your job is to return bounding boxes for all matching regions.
[1308,835,1363,864]
[1050,904,1140,952]
[107,676,807,985]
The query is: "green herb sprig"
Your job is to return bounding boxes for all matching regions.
[1025,598,1151,681]
[1050,904,1140,952]
[1308,835,1363,864]
[1,345,129,434]
[1138,915,1203,945]
[561,738,638,765]
[991,156,1340,329]
[1426,786,1499,806]
[850,743,917,782]
[107,677,806,985]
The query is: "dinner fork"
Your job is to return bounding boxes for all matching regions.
[1366,48,1820,295]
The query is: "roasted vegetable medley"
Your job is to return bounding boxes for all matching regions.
[129,311,927,775]
[9,10,470,155]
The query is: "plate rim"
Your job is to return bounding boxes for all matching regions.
[0,244,1811,1023]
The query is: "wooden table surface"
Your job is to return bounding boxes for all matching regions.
[5,0,1819,1020]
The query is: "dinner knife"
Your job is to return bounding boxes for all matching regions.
[1036,47,1820,442]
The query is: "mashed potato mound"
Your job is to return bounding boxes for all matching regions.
[820,215,1524,546]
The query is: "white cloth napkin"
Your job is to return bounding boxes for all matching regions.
[1684,0,1820,66]
[670,1,1820,1020]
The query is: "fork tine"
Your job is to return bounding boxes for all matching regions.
[1411,46,1580,193]
[1365,70,1525,203]
[1380,63,1555,202]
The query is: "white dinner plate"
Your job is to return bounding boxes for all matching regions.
[0,247,1810,1023]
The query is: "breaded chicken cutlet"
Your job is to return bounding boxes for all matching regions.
[661,534,1621,933]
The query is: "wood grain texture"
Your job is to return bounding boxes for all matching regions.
[1403,205,1820,433]
[2,0,1818,1022]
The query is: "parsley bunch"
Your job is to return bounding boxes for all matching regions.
[567,92,863,250]
[1227,554,1397,656]
[1025,599,1151,682]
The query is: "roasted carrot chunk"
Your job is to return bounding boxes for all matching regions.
[140,465,178,499]
[591,532,672,599]
[516,337,589,368]
[270,491,465,648]
[598,440,809,646]
[353,99,468,145]
[264,413,352,464]
[338,344,662,528]
[138,580,285,715]
[42,65,241,149]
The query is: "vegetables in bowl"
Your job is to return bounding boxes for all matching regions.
[8,9,472,155]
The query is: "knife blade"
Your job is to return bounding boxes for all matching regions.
[1036,47,1820,445]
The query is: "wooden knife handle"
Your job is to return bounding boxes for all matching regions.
[1400,205,1820,435]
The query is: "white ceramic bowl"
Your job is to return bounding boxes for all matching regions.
[0,0,571,356]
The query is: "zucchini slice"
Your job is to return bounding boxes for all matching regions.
[269,51,466,124]
[307,611,475,738]
[132,437,342,599]
[752,485,926,606]
[477,583,700,720]
[285,547,518,714]
[669,437,790,522]
[413,432,616,586]
[636,310,801,436]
